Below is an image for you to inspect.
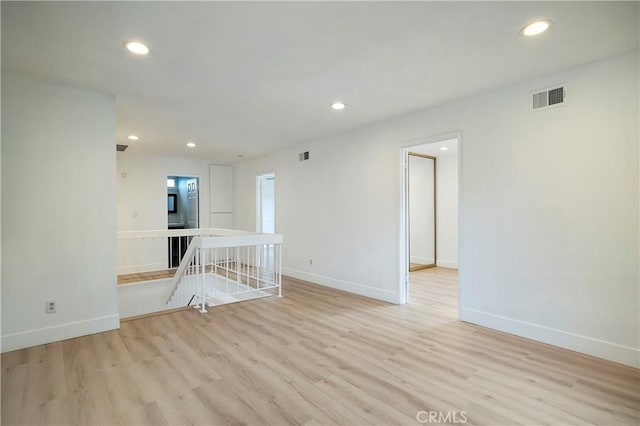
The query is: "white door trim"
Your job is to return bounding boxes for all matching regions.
[166,173,202,228]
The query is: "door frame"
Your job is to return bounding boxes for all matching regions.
[256,171,276,233]
[398,131,462,305]
[166,173,202,228]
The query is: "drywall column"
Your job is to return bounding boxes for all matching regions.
[209,164,234,228]
[1,73,119,351]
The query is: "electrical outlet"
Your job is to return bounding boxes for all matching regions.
[46,300,56,314]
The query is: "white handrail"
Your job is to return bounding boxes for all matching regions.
[117,227,260,240]
[198,233,283,249]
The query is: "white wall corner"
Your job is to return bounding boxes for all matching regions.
[283,268,401,304]
[1,314,120,353]
[460,307,639,368]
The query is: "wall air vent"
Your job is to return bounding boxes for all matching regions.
[299,151,310,161]
[532,84,566,111]
[116,144,128,152]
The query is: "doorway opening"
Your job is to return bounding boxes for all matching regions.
[167,175,199,267]
[399,136,459,304]
[256,173,275,233]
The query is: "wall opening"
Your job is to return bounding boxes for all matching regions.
[408,153,436,271]
[400,136,459,304]
[256,173,275,233]
[167,175,199,267]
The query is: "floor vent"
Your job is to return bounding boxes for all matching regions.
[116,144,128,152]
[532,84,566,111]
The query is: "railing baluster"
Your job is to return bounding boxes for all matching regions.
[254,245,258,288]
[169,236,173,268]
[211,248,216,299]
[214,247,218,279]
[270,243,274,285]
[191,255,196,308]
[235,247,239,293]
[200,248,207,313]
[225,247,229,294]
[278,243,282,297]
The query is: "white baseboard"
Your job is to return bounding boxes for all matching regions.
[1,314,120,353]
[410,256,435,265]
[436,259,458,269]
[283,268,400,304]
[460,307,639,368]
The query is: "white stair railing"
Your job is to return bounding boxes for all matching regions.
[164,237,199,305]
[117,227,277,274]
[165,232,284,311]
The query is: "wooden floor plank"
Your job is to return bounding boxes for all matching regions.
[2,268,638,425]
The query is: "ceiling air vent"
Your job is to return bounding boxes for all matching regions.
[532,84,566,111]
[116,144,128,152]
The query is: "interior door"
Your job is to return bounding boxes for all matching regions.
[186,178,199,228]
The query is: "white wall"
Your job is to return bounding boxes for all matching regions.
[1,73,119,351]
[117,154,214,232]
[435,153,458,268]
[209,164,235,229]
[118,279,173,319]
[409,155,435,265]
[116,154,219,273]
[235,51,639,367]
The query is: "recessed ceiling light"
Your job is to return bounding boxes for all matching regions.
[124,41,150,55]
[520,20,551,37]
[440,147,449,151]
[127,135,139,141]
[186,142,196,148]
[331,102,346,110]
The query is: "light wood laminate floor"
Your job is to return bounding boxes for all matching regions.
[118,269,177,285]
[2,268,638,425]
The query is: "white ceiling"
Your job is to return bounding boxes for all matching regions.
[2,2,638,162]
